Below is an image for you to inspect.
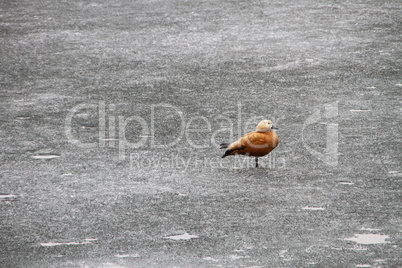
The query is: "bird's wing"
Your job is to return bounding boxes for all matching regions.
[227,139,244,150]
[227,132,263,150]
[240,132,268,147]
[221,139,246,158]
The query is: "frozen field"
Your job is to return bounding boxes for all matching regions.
[1,0,401,267]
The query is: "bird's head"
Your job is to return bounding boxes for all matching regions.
[255,120,277,132]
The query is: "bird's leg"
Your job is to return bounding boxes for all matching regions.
[255,157,259,168]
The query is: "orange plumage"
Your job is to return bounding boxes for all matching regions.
[221,120,279,167]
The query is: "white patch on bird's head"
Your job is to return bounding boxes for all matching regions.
[255,120,275,132]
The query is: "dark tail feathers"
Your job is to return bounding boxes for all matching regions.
[220,143,230,149]
[221,149,234,158]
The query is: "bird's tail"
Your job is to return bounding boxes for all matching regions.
[220,143,230,149]
[221,149,234,158]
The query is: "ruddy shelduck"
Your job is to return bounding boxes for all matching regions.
[220,120,279,168]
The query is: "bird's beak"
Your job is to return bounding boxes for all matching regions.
[271,126,278,130]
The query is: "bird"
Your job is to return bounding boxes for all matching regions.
[220,120,279,168]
